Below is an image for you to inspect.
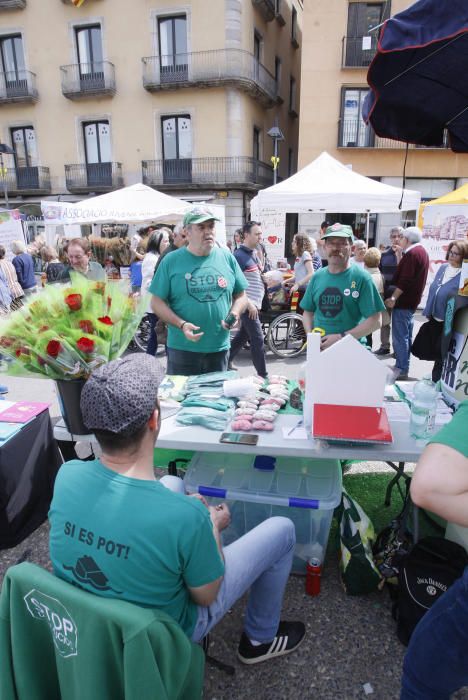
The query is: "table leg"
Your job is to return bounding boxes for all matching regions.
[384,461,410,506]
[57,440,77,462]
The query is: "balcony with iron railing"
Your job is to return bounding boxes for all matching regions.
[342,35,378,68]
[0,0,26,9]
[0,166,50,195]
[251,0,275,21]
[0,70,38,104]
[338,119,450,149]
[60,61,116,99]
[65,162,123,193]
[142,49,277,108]
[142,157,274,190]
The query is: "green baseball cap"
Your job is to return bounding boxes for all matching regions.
[183,205,220,227]
[322,223,354,241]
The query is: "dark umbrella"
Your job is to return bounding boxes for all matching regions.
[362,0,468,152]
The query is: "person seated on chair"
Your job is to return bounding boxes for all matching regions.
[400,401,468,699]
[49,354,305,665]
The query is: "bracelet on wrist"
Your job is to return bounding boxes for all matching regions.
[180,321,188,330]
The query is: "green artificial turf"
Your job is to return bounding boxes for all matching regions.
[153,448,195,471]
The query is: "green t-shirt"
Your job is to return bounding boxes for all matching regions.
[300,265,385,338]
[429,401,468,456]
[149,246,248,353]
[49,459,225,636]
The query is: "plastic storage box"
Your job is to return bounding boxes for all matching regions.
[184,452,342,574]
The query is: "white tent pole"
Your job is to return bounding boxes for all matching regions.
[365,211,370,244]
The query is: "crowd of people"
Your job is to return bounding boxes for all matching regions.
[0,208,466,695]
[0,210,462,385]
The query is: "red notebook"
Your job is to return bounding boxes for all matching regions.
[313,404,393,444]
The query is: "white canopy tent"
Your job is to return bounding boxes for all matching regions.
[41,183,189,227]
[250,152,421,214]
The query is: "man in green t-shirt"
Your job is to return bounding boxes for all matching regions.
[150,206,248,375]
[401,401,468,698]
[300,223,384,350]
[49,354,305,665]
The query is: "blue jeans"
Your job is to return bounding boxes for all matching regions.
[159,476,295,643]
[166,347,228,376]
[392,308,414,374]
[229,310,267,377]
[191,517,295,643]
[401,566,468,699]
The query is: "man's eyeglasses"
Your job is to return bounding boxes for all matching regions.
[448,249,462,256]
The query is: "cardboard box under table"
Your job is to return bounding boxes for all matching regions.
[184,452,342,575]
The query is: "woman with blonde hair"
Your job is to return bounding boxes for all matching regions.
[364,247,388,349]
[41,245,67,283]
[285,233,320,294]
[0,245,24,309]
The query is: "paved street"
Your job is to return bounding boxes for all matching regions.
[3,313,462,700]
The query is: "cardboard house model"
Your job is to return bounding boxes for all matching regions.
[303,333,392,443]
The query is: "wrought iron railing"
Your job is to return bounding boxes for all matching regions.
[142,49,277,105]
[251,0,275,21]
[0,70,38,102]
[0,0,26,8]
[65,162,123,192]
[142,157,274,188]
[342,35,378,68]
[338,118,450,149]
[0,166,50,194]
[60,61,116,98]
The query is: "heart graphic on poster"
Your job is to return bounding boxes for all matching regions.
[267,236,278,245]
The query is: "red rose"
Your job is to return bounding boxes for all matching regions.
[46,340,62,358]
[39,325,49,333]
[15,346,30,357]
[79,320,94,334]
[65,293,82,312]
[0,336,14,348]
[98,316,113,326]
[76,337,95,354]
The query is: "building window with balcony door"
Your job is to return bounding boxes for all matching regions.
[288,147,294,176]
[10,126,39,190]
[0,34,26,96]
[274,56,282,98]
[75,25,104,90]
[83,120,112,187]
[158,15,187,83]
[291,6,299,47]
[289,76,297,116]
[339,87,374,147]
[161,115,192,185]
[344,2,390,67]
[253,127,261,162]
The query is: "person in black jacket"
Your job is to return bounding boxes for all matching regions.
[375,226,403,355]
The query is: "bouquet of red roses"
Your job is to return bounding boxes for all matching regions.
[0,273,147,380]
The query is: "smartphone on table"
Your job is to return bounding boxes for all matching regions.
[220,432,259,445]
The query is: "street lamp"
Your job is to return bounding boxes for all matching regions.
[267,124,284,185]
[0,143,15,209]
